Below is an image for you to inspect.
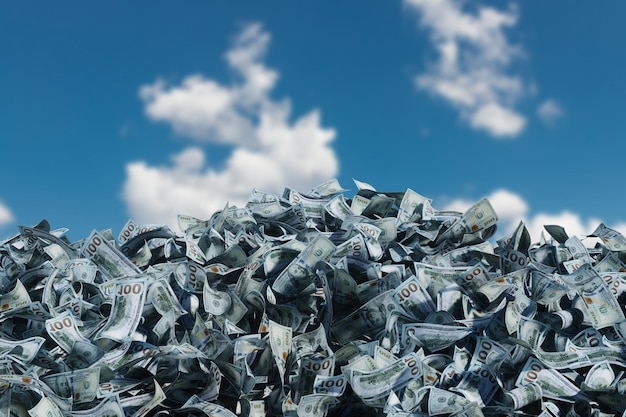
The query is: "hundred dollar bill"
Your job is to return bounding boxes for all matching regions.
[325,194,354,221]
[82,230,140,280]
[565,236,593,265]
[580,345,626,367]
[292,324,330,357]
[269,319,292,382]
[402,322,473,352]
[414,263,465,298]
[394,381,428,413]
[19,225,76,258]
[559,264,624,329]
[594,251,626,273]
[272,234,336,295]
[296,394,340,417]
[351,352,422,400]
[498,247,527,274]
[428,387,469,416]
[331,290,395,344]
[309,178,348,198]
[374,345,398,368]
[614,319,626,343]
[360,194,395,219]
[469,336,509,372]
[313,374,348,397]
[0,280,31,316]
[397,188,432,225]
[454,263,493,295]
[340,354,377,380]
[117,218,137,244]
[474,275,514,308]
[357,276,401,303]
[350,194,370,215]
[591,223,626,251]
[333,234,368,260]
[28,397,63,417]
[534,350,589,369]
[184,235,207,264]
[351,221,384,260]
[46,310,92,353]
[66,340,105,369]
[505,288,535,334]
[516,357,587,402]
[130,379,165,417]
[208,244,247,268]
[582,360,614,391]
[41,366,100,404]
[563,258,584,274]
[265,202,308,230]
[434,241,495,268]
[367,217,397,247]
[569,328,604,349]
[65,263,98,285]
[44,243,71,268]
[391,276,435,319]
[285,189,328,219]
[517,316,549,350]
[246,400,266,417]
[530,270,569,305]
[450,365,497,407]
[502,383,542,409]
[437,198,498,242]
[297,354,335,401]
[95,277,147,343]
[0,336,45,365]
[148,278,187,318]
[203,284,232,316]
[213,287,248,328]
[0,373,71,411]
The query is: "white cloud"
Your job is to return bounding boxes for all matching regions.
[0,201,13,228]
[405,0,527,138]
[469,103,526,137]
[537,99,564,125]
[124,23,338,228]
[442,189,625,243]
[139,23,278,145]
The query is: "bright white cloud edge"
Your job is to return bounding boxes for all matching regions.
[443,188,626,243]
[406,0,528,138]
[124,23,338,229]
[0,201,14,228]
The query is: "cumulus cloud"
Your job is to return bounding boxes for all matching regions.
[442,188,626,243]
[405,0,528,138]
[124,23,338,228]
[0,201,14,228]
[537,99,564,125]
[139,24,278,145]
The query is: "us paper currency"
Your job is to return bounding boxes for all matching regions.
[82,230,140,279]
[3,181,626,416]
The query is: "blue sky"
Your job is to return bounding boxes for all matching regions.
[1,1,625,242]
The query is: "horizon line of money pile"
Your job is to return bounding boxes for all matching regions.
[2,178,626,417]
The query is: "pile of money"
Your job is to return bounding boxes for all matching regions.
[3,179,626,416]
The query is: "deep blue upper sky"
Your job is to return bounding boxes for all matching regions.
[1,1,625,241]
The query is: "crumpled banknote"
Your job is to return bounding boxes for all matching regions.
[1,179,626,416]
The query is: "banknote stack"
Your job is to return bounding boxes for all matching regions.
[3,179,626,416]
